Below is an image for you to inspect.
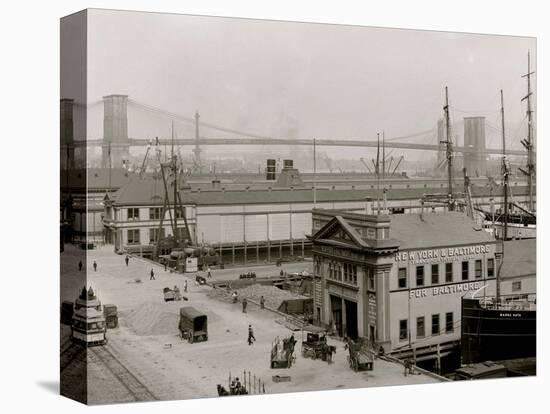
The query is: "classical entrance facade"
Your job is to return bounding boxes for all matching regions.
[311,209,498,358]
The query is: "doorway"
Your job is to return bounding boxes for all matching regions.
[344,299,358,339]
[330,295,343,336]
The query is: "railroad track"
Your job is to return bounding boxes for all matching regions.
[89,345,158,402]
[60,342,86,373]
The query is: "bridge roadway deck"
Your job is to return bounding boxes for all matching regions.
[62,137,527,156]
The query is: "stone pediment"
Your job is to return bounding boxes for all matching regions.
[312,216,369,249]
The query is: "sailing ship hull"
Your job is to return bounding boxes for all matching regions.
[461,298,536,364]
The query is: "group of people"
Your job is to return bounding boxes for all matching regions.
[217,377,248,396]
[78,260,97,271]
[229,377,247,395]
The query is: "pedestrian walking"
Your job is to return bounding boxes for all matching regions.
[183,280,188,293]
[207,266,212,279]
[260,295,265,309]
[279,269,284,277]
[248,324,256,345]
[125,255,129,267]
[150,268,155,280]
[78,260,83,271]
[93,261,97,272]
[164,261,167,272]
[242,297,248,313]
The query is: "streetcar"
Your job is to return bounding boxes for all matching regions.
[70,286,107,346]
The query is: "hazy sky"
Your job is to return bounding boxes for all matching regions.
[83,9,536,161]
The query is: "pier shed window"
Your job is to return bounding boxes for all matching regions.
[315,258,323,276]
[175,208,186,219]
[416,265,425,287]
[127,229,140,245]
[487,258,495,278]
[475,260,482,279]
[399,319,408,341]
[335,264,342,281]
[328,262,343,282]
[149,228,164,243]
[445,263,453,283]
[512,281,522,292]
[149,207,162,220]
[431,264,439,285]
[127,208,140,221]
[416,316,425,338]
[462,261,469,281]
[367,268,375,291]
[431,314,440,336]
[445,312,454,333]
[343,263,357,285]
[398,268,407,289]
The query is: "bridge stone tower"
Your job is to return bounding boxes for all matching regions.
[463,116,487,177]
[60,98,75,170]
[102,94,130,168]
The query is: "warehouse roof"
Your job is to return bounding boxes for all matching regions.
[312,210,495,251]
[112,176,533,207]
[114,176,168,205]
[500,239,536,279]
[61,168,134,191]
[389,212,495,250]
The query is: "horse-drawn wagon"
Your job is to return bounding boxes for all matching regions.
[346,339,374,372]
[179,307,208,343]
[301,332,336,363]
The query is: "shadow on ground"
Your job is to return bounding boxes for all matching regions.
[36,381,59,395]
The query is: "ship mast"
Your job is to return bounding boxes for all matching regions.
[496,89,509,304]
[520,51,535,212]
[172,122,179,248]
[442,86,455,211]
[501,90,509,242]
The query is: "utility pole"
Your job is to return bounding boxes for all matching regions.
[442,86,454,210]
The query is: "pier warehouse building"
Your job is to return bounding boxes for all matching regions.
[102,170,532,263]
[310,209,498,363]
